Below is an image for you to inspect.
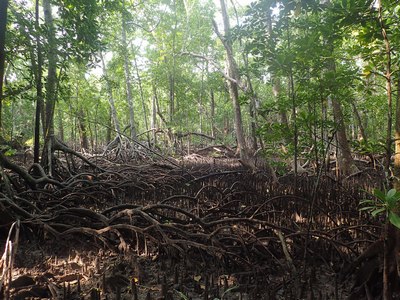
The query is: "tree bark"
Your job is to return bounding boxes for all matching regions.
[273,78,289,138]
[78,107,89,150]
[326,52,356,175]
[151,87,157,145]
[106,108,112,144]
[133,54,150,145]
[242,53,258,152]
[57,109,64,141]
[330,94,356,175]
[0,0,9,132]
[33,0,43,163]
[42,0,58,174]
[266,7,289,145]
[168,74,175,123]
[351,102,368,142]
[121,2,137,142]
[100,52,121,139]
[169,0,178,123]
[214,0,248,161]
[210,89,215,138]
[378,0,393,176]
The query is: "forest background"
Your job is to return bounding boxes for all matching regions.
[1,0,397,178]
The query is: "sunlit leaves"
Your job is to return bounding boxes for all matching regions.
[360,189,400,230]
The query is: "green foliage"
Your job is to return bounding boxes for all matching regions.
[351,139,386,156]
[2,0,399,158]
[58,0,102,63]
[0,146,16,157]
[360,189,400,229]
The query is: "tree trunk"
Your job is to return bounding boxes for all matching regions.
[78,107,89,151]
[151,88,157,145]
[242,53,258,152]
[121,2,137,142]
[378,0,393,176]
[214,0,248,161]
[274,78,289,139]
[169,0,178,123]
[266,8,289,145]
[154,85,173,148]
[210,89,215,138]
[42,0,58,174]
[0,0,9,132]
[100,52,121,138]
[352,102,368,142]
[106,108,112,144]
[325,49,356,175]
[169,74,175,123]
[133,54,150,145]
[57,109,64,141]
[33,0,43,163]
[394,79,400,189]
[330,95,356,175]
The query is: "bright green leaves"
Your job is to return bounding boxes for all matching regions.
[360,189,400,229]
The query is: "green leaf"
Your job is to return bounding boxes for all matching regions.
[221,285,239,297]
[371,207,386,217]
[386,189,400,209]
[387,196,400,210]
[359,199,375,205]
[373,189,386,201]
[386,188,397,199]
[173,290,190,300]
[359,206,375,211]
[389,212,400,230]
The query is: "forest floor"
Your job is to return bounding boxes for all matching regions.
[0,151,385,299]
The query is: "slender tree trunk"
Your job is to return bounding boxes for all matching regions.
[100,52,121,138]
[289,70,298,176]
[69,103,75,147]
[42,0,58,174]
[273,78,289,137]
[214,0,248,161]
[378,0,393,176]
[33,0,43,163]
[352,102,368,142]
[78,107,89,150]
[326,57,356,175]
[57,109,64,141]
[242,53,258,151]
[121,2,137,142]
[151,89,157,144]
[285,18,298,177]
[0,0,9,132]
[106,108,112,144]
[133,54,150,145]
[87,110,94,152]
[266,7,289,144]
[394,79,400,188]
[210,89,215,138]
[330,95,356,175]
[153,85,173,148]
[199,68,205,135]
[168,74,175,123]
[169,0,178,123]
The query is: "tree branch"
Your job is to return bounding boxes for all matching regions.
[180,51,247,92]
